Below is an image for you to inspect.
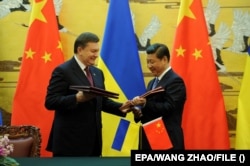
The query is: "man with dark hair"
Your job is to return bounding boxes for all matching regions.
[131,43,186,150]
[45,32,128,157]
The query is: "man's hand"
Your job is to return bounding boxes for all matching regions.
[131,96,146,106]
[119,100,132,113]
[76,91,96,102]
[131,106,143,119]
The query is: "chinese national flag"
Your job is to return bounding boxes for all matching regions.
[142,117,173,149]
[11,0,64,157]
[171,0,230,149]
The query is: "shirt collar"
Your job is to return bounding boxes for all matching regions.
[158,66,171,81]
[74,55,87,71]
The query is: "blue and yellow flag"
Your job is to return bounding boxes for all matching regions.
[0,110,2,126]
[98,0,146,156]
[111,118,140,153]
[235,54,250,149]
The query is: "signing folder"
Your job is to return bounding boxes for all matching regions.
[70,85,119,99]
[120,86,165,110]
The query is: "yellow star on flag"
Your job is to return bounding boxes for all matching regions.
[156,122,163,134]
[42,52,52,63]
[57,41,63,51]
[177,0,195,25]
[176,45,186,57]
[25,48,36,59]
[156,122,162,129]
[29,0,47,26]
[192,49,202,60]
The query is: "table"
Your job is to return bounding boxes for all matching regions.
[15,157,130,166]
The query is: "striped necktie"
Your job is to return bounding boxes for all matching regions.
[152,77,159,89]
[84,67,94,86]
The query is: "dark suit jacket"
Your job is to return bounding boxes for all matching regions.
[138,68,186,150]
[45,57,125,156]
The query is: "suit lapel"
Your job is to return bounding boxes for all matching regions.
[158,69,172,87]
[70,58,90,85]
[147,80,154,91]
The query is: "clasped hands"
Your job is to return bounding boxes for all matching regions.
[130,96,146,107]
[76,91,144,118]
[119,96,146,118]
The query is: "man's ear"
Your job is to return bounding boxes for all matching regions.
[163,56,168,63]
[77,46,82,53]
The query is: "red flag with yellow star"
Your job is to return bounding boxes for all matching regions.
[142,117,172,149]
[11,0,64,157]
[171,0,230,149]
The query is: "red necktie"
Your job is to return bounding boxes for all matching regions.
[85,67,94,86]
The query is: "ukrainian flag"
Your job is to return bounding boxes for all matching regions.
[98,0,146,156]
[235,54,250,149]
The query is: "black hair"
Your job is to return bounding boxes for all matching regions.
[74,32,99,53]
[146,43,170,61]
